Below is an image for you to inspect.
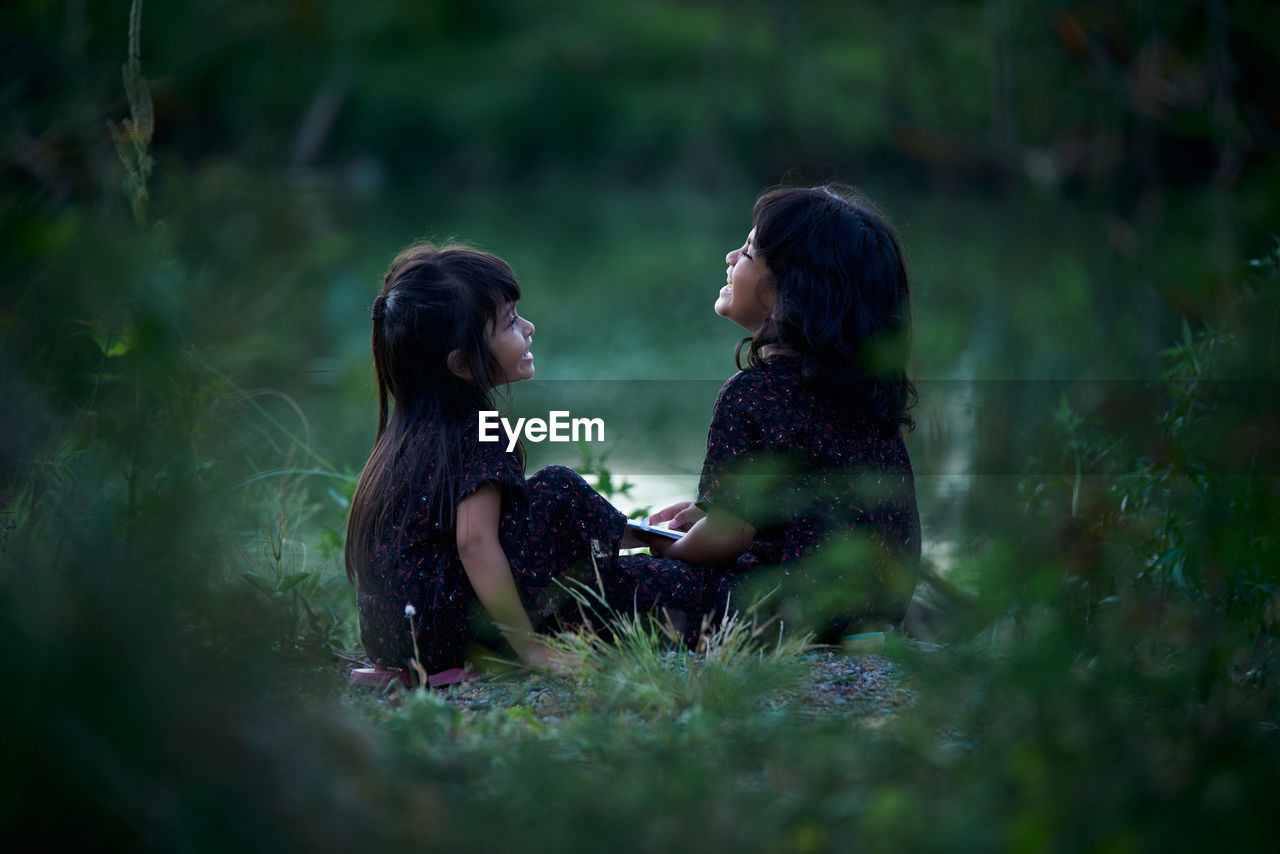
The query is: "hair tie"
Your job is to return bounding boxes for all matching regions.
[371,295,386,322]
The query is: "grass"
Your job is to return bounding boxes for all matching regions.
[536,583,814,717]
[347,604,915,853]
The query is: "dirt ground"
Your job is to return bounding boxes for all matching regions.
[381,646,918,724]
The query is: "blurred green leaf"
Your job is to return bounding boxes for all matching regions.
[243,571,274,597]
[278,571,311,593]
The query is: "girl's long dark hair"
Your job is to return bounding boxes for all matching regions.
[344,243,521,586]
[740,185,917,430]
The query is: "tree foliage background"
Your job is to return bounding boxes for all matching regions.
[2,0,1279,850]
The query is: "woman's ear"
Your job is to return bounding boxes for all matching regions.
[447,349,471,380]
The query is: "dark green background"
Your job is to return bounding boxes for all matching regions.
[3,1,1279,850]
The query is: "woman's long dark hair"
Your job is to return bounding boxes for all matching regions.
[740,185,917,430]
[344,243,521,586]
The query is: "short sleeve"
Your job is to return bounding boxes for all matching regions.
[695,370,790,526]
[457,431,526,502]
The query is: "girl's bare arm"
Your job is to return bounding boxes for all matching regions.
[650,506,755,566]
[456,482,561,669]
[647,500,705,532]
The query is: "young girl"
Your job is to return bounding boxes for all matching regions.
[344,243,629,675]
[629,184,922,642]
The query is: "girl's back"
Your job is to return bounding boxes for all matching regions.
[646,184,922,639]
[358,415,527,670]
[699,354,920,632]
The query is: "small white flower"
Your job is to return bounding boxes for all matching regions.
[404,603,417,618]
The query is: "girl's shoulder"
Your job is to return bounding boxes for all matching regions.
[457,420,525,487]
[714,358,803,422]
[718,355,802,398]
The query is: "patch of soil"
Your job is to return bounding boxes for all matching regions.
[349,645,917,725]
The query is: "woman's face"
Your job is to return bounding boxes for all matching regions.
[716,227,775,333]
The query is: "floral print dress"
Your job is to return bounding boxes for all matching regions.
[618,354,922,641]
[356,429,627,672]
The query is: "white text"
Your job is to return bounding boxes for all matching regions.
[478,410,605,452]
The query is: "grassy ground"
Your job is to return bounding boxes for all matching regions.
[348,646,911,735]
[328,612,934,852]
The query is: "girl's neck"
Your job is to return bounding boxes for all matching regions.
[759,344,799,361]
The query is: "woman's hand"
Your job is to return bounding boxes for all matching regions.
[648,500,705,532]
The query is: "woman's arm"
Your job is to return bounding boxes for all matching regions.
[650,505,755,565]
[456,482,563,670]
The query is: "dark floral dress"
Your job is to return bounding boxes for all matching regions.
[620,355,921,641]
[357,429,627,672]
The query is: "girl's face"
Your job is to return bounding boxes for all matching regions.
[488,302,536,385]
[716,227,775,333]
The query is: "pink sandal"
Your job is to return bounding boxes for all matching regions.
[349,665,480,689]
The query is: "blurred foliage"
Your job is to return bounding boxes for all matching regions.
[2,0,1280,850]
[1014,240,1280,635]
